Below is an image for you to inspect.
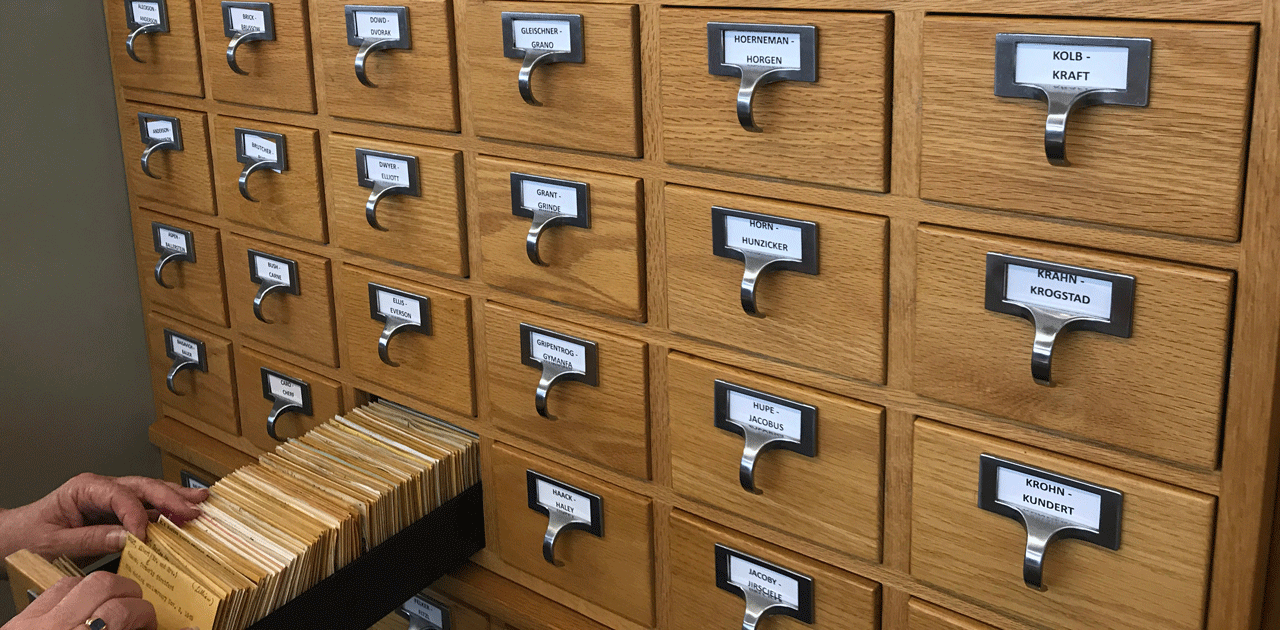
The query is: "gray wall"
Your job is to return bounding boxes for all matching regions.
[0,2,159,615]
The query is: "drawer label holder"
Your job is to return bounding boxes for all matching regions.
[398,593,450,630]
[179,470,212,490]
[985,252,1135,387]
[978,454,1123,591]
[526,470,603,566]
[248,249,300,324]
[510,172,591,266]
[520,323,599,419]
[368,282,432,367]
[150,222,195,289]
[707,22,817,133]
[260,367,313,442]
[501,12,584,106]
[222,1,276,75]
[356,148,421,231]
[994,33,1151,166]
[712,206,819,318]
[714,380,817,494]
[234,127,288,202]
[163,329,208,396]
[137,113,183,179]
[714,544,815,629]
[125,0,170,62]
[344,5,412,87]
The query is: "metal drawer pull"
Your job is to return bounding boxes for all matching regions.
[520,324,599,420]
[126,23,165,63]
[261,368,312,442]
[140,139,178,179]
[163,330,207,396]
[707,23,817,133]
[501,12,584,107]
[125,1,170,63]
[221,2,276,75]
[345,6,411,88]
[527,471,602,567]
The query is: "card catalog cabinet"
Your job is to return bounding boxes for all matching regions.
[101,0,1280,628]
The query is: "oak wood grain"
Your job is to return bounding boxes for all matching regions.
[912,225,1233,469]
[147,311,240,436]
[920,17,1256,241]
[475,156,645,320]
[104,0,205,96]
[906,599,994,630]
[122,102,217,215]
[910,419,1216,630]
[434,563,614,630]
[660,9,890,191]
[212,116,328,243]
[160,452,219,487]
[198,0,317,112]
[132,208,228,327]
[149,416,258,477]
[234,343,345,453]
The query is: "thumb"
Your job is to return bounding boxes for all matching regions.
[44,525,129,558]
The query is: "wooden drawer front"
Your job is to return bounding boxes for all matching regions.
[132,209,228,327]
[213,116,327,242]
[668,352,883,562]
[491,442,654,626]
[483,302,649,479]
[105,0,205,96]
[326,134,467,276]
[234,344,344,453]
[150,415,259,477]
[225,233,340,366]
[665,185,888,384]
[906,599,995,630]
[369,590,489,630]
[913,226,1233,468]
[468,1,641,157]
[147,312,239,436]
[123,103,216,215]
[160,452,219,489]
[920,17,1255,240]
[911,420,1215,630]
[198,0,316,111]
[314,0,459,130]
[476,156,645,320]
[660,9,891,191]
[339,264,476,417]
[668,510,880,630]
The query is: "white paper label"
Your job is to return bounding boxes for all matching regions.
[376,290,422,325]
[243,134,278,163]
[181,475,210,490]
[1014,43,1130,91]
[364,155,410,186]
[146,120,175,142]
[724,215,804,260]
[157,227,188,254]
[132,2,162,25]
[728,555,800,609]
[252,255,292,287]
[229,8,266,33]
[723,30,801,69]
[402,596,445,629]
[536,479,593,521]
[355,11,401,40]
[520,179,579,218]
[268,375,304,404]
[996,467,1102,531]
[1005,263,1113,320]
[512,20,572,52]
[170,335,199,361]
[528,332,587,373]
[727,390,802,442]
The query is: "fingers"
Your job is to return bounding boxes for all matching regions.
[64,473,151,538]
[45,524,130,558]
[20,576,82,617]
[115,477,204,524]
[90,595,159,630]
[47,572,143,625]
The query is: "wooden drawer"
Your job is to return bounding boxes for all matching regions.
[913,226,1233,469]
[906,599,994,630]
[483,302,648,479]
[920,17,1256,241]
[149,415,258,478]
[198,0,316,112]
[467,1,641,157]
[432,563,616,630]
[105,0,205,96]
[668,352,883,562]
[665,184,888,384]
[147,311,239,436]
[326,133,467,277]
[313,0,459,131]
[660,9,890,191]
[122,103,216,215]
[234,344,344,453]
[213,116,327,242]
[668,510,879,630]
[160,452,219,489]
[368,590,489,630]
[491,442,654,626]
[132,209,228,327]
[225,233,339,367]
[339,264,476,417]
[911,420,1215,630]
[475,156,644,320]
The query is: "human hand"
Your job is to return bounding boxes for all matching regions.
[1,573,159,630]
[0,473,208,562]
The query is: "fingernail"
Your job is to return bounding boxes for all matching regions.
[108,529,128,551]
